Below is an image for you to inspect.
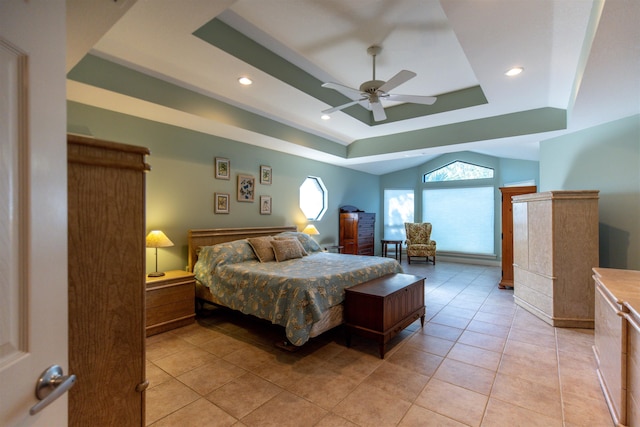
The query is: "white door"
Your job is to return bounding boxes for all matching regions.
[0,1,69,426]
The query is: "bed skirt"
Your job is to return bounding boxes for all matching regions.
[195,281,344,339]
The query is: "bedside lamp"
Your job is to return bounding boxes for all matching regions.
[146,230,174,277]
[302,224,320,237]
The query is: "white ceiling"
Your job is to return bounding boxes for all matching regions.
[66,0,640,175]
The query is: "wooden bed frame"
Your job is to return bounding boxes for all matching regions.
[187,225,297,272]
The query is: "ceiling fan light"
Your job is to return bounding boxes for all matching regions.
[238,76,253,85]
[505,67,523,77]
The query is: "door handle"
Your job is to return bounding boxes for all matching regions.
[29,365,76,416]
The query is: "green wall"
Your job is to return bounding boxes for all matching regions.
[68,102,380,274]
[540,114,640,270]
[380,152,539,263]
[68,100,638,272]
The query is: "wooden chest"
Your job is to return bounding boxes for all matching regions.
[344,273,425,358]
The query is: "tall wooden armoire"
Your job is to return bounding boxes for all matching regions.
[498,186,536,289]
[512,190,599,328]
[67,134,150,426]
[339,206,375,255]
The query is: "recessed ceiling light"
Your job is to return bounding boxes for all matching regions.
[238,77,253,85]
[505,67,524,77]
[321,114,331,120]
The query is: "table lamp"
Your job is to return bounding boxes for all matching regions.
[146,230,174,277]
[302,224,319,238]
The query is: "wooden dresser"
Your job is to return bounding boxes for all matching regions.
[498,185,536,289]
[68,134,149,426]
[146,270,196,336]
[593,268,640,426]
[512,190,599,327]
[344,273,425,358]
[339,208,375,255]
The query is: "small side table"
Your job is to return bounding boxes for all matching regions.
[324,245,344,253]
[146,270,195,336]
[381,239,403,263]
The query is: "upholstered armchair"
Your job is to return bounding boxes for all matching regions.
[404,222,437,265]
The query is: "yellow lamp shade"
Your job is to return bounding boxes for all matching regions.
[145,230,174,248]
[302,224,319,235]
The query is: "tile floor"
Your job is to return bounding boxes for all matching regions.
[145,261,613,426]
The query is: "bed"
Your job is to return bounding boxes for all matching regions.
[188,226,403,346]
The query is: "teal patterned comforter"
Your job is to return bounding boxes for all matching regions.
[194,235,403,346]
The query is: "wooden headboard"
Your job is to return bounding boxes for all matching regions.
[187,226,297,272]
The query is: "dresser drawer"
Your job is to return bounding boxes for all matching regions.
[594,280,626,424]
[627,310,640,424]
[358,213,375,222]
[358,230,374,240]
[147,282,193,309]
[357,238,374,255]
[146,296,194,326]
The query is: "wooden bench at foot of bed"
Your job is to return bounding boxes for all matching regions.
[344,273,426,358]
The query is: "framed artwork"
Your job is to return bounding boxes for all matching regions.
[237,174,255,202]
[214,193,230,214]
[260,165,272,185]
[215,157,230,180]
[260,195,272,215]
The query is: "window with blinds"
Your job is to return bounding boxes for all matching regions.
[383,189,414,241]
[422,186,495,255]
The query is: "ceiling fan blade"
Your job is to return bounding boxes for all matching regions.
[370,101,387,122]
[386,94,437,105]
[321,82,364,97]
[322,98,366,114]
[378,70,416,93]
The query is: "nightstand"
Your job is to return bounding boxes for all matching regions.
[145,270,195,336]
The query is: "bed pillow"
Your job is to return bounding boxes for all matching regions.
[193,239,257,283]
[247,236,275,262]
[270,238,306,262]
[276,231,322,253]
[273,235,308,256]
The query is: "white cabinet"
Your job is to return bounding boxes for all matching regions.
[593,268,640,426]
[512,191,599,327]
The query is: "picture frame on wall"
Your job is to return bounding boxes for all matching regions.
[215,157,230,180]
[260,195,272,215]
[237,174,255,202]
[214,193,230,214]
[260,165,272,185]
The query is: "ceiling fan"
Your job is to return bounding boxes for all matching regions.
[321,45,437,122]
